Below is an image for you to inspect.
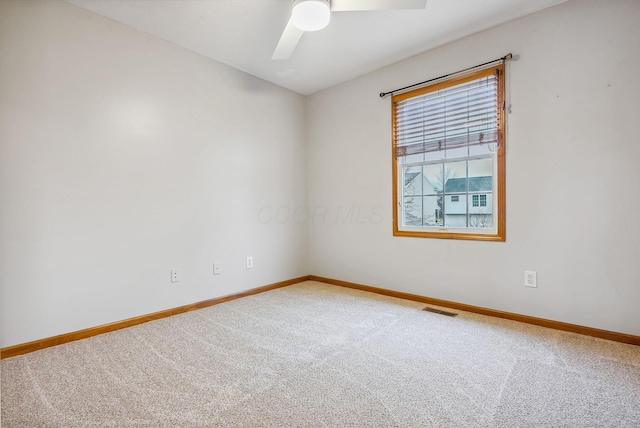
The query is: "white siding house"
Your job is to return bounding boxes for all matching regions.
[403,174,493,228]
[444,177,492,228]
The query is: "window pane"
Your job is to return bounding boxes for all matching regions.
[469,212,492,228]
[423,164,443,195]
[444,194,467,227]
[468,157,493,228]
[468,157,493,179]
[422,196,442,226]
[403,197,422,227]
[423,150,445,162]
[469,194,492,228]
[402,166,422,196]
[403,153,424,164]
[445,146,468,159]
[443,161,466,194]
[469,142,495,156]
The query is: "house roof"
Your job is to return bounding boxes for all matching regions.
[445,176,492,193]
[404,172,421,186]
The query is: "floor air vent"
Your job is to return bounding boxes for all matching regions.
[423,307,458,317]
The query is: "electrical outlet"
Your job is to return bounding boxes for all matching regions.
[525,271,537,288]
[246,256,253,269]
[171,268,180,283]
[213,262,221,275]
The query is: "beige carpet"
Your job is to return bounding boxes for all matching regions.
[2,281,639,427]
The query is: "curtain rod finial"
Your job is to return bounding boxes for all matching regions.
[505,53,513,60]
[380,92,387,98]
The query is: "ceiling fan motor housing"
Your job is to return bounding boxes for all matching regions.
[292,0,331,32]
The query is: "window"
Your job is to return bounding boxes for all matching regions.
[472,194,487,207]
[392,65,505,241]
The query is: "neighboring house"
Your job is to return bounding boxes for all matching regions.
[403,173,492,228]
[444,176,492,228]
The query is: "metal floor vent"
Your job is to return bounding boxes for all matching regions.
[423,306,458,317]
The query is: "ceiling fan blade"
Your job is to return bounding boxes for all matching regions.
[330,0,427,12]
[272,16,305,60]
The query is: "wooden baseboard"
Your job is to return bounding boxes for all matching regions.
[4,274,638,359]
[0,276,311,359]
[309,275,640,347]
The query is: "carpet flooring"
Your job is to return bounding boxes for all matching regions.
[2,281,639,427]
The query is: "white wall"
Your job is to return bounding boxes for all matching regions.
[0,0,308,348]
[2,0,638,349]
[307,0,640,336]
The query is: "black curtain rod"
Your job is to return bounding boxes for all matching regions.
[379,53,513,98]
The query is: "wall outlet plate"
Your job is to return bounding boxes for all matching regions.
[213,262,221,275]
[246,256,253,269]
[525,271,537,288]
[171,268,180,283]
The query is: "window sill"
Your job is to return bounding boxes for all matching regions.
[393,228,505,241]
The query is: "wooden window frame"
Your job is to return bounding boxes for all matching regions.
[392,65,506,241]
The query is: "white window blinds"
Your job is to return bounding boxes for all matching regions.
[393,70,500,159]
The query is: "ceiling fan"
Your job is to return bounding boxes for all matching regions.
[272,0,428,60]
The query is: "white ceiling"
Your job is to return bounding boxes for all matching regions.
[65,0,567,95]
